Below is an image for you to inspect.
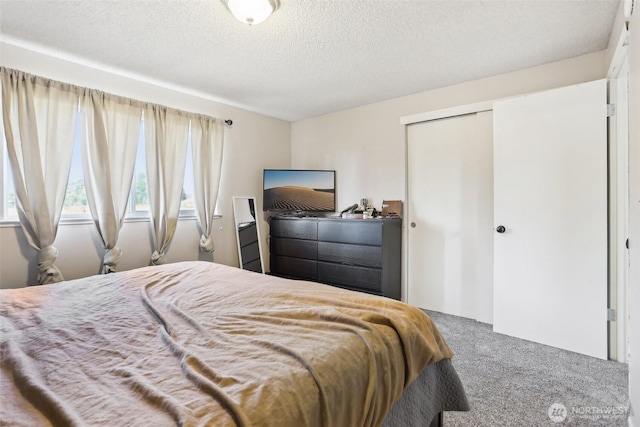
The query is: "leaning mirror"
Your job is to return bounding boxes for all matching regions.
[232,197,265,273]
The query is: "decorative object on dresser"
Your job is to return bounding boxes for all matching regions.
[269,217,402,300]
[381,200,403,217]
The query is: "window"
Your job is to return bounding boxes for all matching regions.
[128,119,197,218]
[0,75,218,223]
[129,124,149,216]
[1,115,205,221]
[0,99,13,220]
[62,114,90,217]
[3,144,16,219]
[181,130,196,216]
[1,110,91,221]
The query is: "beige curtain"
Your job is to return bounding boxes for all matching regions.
[1,67,79,284]
[144,105,189,265]
[80,90,142,273]
[191,116,224,252]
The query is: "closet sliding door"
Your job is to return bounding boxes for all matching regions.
[493,80,607,359]
[407,111,494,323]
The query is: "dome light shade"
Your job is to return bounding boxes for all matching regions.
[221,0,279,25]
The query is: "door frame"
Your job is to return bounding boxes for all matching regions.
[401,100,492,305]
[607,26,630,362]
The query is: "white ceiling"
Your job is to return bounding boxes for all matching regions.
[0,0,620,122]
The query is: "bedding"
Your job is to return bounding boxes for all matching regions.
[0,261,468,426]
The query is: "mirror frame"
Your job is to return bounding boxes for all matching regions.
[232,196,265,273]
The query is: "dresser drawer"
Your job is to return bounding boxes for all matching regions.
[268,218,401,300]
[318,221,383,245]
[317,242,382,268]
[317,262,382,293]
[271,219,318,240]
[271,255,317,281]
[271,237,317,259]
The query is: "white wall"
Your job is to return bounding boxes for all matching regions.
[291,50,607,302]
[0,42,291,289]
[291,51,607,213]
[627,4,640,426]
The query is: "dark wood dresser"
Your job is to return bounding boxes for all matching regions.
[269,217,402,300]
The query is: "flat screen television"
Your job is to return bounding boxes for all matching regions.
[263,169,336,213]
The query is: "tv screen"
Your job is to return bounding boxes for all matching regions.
[263,169,336,213]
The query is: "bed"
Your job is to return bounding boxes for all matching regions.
[0,261,468,426]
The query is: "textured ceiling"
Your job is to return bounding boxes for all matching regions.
[0,0,620,122]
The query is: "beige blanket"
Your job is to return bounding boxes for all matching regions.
[0,261,454,427]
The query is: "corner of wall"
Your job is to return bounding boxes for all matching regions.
[606,0,628,69]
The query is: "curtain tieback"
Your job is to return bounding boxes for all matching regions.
[199,234,215,252]
[36,246,64,285]
[151,250,166,265]
[102,246,122,274]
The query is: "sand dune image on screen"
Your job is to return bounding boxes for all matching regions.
[264,186,334,211]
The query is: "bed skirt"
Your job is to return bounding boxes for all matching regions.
[383,358,469,426]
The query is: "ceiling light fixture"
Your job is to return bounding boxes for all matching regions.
[221,0,279,25]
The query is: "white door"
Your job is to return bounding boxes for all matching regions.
[493,80,608,359]
[407,112,494,323]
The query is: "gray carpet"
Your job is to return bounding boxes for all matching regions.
[425,310,629,426]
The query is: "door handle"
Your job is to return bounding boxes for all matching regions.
[496,225,506,233]
[410,222,416,228]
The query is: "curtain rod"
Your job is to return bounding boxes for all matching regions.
[1,67,232,126]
